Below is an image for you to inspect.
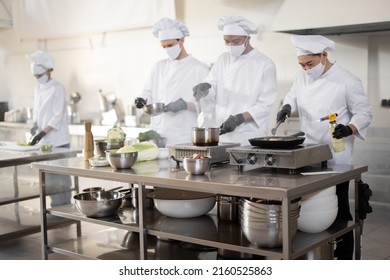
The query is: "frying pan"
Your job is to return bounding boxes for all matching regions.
[248,132,305,149]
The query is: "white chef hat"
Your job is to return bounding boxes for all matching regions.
[291,35,336,56]
[152,17,189,40]
[217,16,259,36]
[26,50,54,75]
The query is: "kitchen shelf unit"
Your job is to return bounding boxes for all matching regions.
[0,148,80,242]
[33,157,368,260]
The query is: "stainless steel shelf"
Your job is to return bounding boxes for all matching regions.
[33,157,367,260]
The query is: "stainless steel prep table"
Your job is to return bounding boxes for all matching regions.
[33,157,367,260]
[0,148,80,242]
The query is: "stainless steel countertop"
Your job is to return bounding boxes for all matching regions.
[32,157,367,200]
[0,148,80,168]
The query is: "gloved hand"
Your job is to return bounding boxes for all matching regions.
[276,104,291,123]
[163,98,187,113]
[333,124,353,139]
[193,83,211,101]
[134,97,147,109]
[30,122,38,135]
[29,131,46,145]
[219,114,245,135]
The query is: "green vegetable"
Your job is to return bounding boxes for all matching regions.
[107,125,126,144]
[117,145,137,153]
[137,130,161,142]
[131,141,159,161]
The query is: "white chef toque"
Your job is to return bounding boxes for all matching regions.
[27,50,55,75]
[291,35,336,56]
[152,17,189,40]
[217,16,259,36]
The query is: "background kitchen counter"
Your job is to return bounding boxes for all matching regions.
[0,121,149,148]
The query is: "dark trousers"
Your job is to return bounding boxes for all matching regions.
[334,181,354,260]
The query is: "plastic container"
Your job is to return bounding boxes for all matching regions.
[327,113,345,152]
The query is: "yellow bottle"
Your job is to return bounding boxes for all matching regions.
[327,113,345,152]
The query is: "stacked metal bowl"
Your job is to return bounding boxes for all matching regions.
[239,198,301,248]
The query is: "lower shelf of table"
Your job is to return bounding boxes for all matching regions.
[45,204,359,260]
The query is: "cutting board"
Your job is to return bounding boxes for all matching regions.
[0,141,39,151]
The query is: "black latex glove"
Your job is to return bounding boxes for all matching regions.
[193,83,211,101]
[164,98,187,113]
[332,124,353,139]
[276,104,291,123]
[134,97,147,109]
[30,122,38,135]
[219,114,245,135]
[29,131,46,145]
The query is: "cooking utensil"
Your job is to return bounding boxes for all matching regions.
[192,127,219,146]
[248,131,305,149]
[271,120,283,135]
[143,103,165,116]
[182,156,211,175]
[94,139,124,157]
[105,149,138,169]
[74,191,125,217]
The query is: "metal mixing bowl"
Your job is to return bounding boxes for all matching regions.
[94,139,124,156]
[105,149,138,169]
[143,103,165,116]
[74,191,124,217]
[182,156,211,175]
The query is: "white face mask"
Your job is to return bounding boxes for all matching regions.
[305,56,325,80]
[37,74,49,84]
[226,37,248,58]
[165,43,182,60]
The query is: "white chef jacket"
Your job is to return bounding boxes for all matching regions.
[283,63,372,165]
[141,55,209,145]
[205,49,277,146]
[32,79,70,147]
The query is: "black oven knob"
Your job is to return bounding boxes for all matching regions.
[265,154,276,166]
[246,153,258,165]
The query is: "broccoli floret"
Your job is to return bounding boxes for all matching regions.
[137,130,161,142]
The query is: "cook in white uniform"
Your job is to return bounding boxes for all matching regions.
[27,50,72,206]
[276,35,373,259]
[193,16,277,146]
[135,17,209,146]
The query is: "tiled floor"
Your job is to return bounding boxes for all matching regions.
[0,204,388,260]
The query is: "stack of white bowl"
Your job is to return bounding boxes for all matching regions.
[239,198,300,248]
[298,186,338,233]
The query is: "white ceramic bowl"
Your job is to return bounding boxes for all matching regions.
[148,189,216,218]
[300,194,338,212]
[303,186,336,201]
[298,207,338,233]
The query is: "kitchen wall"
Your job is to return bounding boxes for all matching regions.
[0,0,389,203]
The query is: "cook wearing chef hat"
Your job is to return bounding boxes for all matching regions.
[152,17,190,60]
[193,16,277,146]
[27,50,55,84]
[277,35,372,259]
[217,15,259,58]
[134,17,209,145]
[26,50,72,207]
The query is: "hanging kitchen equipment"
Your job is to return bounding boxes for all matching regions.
[248,131,305,149]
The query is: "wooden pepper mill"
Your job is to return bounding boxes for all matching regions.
[84,121,94,160]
